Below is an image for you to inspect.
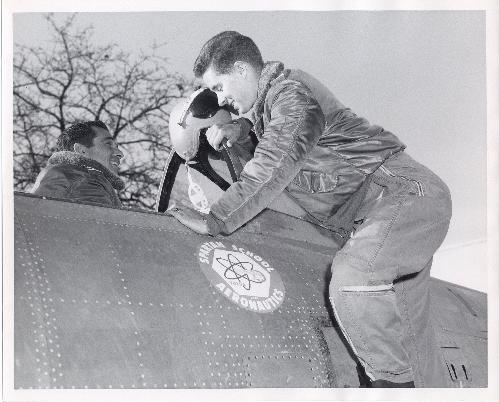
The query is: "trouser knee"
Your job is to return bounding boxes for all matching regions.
[328,253,415,382]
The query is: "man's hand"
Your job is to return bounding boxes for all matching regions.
[205,118,252,150]
[168,206,210,235]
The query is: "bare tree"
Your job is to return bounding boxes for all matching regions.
[14,13,194,209]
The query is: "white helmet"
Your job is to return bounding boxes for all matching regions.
[169,88,232,161]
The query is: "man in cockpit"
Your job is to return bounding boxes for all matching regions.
[31,120,125,208]
[170,31,452,388]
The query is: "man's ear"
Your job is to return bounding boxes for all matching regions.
[233,61,247,78]
[73,142,87,155]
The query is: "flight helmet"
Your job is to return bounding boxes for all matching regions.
[169,88,232,161]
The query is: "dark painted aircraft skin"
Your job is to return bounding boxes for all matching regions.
[14,191,487,389]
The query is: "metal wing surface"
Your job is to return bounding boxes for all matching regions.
[13,193,487,389]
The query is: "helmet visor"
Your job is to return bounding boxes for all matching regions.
[178,88,237,127]
[187,88,220,119]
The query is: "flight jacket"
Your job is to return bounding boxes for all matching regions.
[31,151,124,208]
[207,61,405,237]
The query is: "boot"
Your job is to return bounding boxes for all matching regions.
[370,379,415,388]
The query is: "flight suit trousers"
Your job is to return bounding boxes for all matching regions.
[328,152,452,387]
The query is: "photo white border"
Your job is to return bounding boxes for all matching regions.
[2,0,498,401]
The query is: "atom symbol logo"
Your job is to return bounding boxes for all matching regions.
[216,253,267,291]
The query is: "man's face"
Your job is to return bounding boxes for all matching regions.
[202,62,258,115]
[84,127,123,174]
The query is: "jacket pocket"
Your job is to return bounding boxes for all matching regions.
[339,283,394,295]
[292,170,338,193]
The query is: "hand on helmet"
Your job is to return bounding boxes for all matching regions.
[205,118,252,151]
[205,121,241,151]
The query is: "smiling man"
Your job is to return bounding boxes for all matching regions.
[31,120,125,208]
[170,31,453,388]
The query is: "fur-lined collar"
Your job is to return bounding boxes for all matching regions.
[47,151,125,190]
[249,61,285,138]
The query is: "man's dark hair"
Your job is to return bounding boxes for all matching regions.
[56,120,109,151]
[193,31,264,78]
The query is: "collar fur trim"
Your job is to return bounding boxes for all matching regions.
[47,151,125,190]
[249,61,285,138]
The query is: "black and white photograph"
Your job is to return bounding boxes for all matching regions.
[2,0,498,401]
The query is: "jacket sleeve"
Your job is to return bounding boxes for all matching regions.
[207,80,325,235]
[231,117,257,159]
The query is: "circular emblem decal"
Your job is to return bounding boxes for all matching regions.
[198,241,285,313]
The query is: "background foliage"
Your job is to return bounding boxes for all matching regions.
[13,14,194,209]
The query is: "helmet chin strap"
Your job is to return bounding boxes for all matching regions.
[185,162,211,214]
